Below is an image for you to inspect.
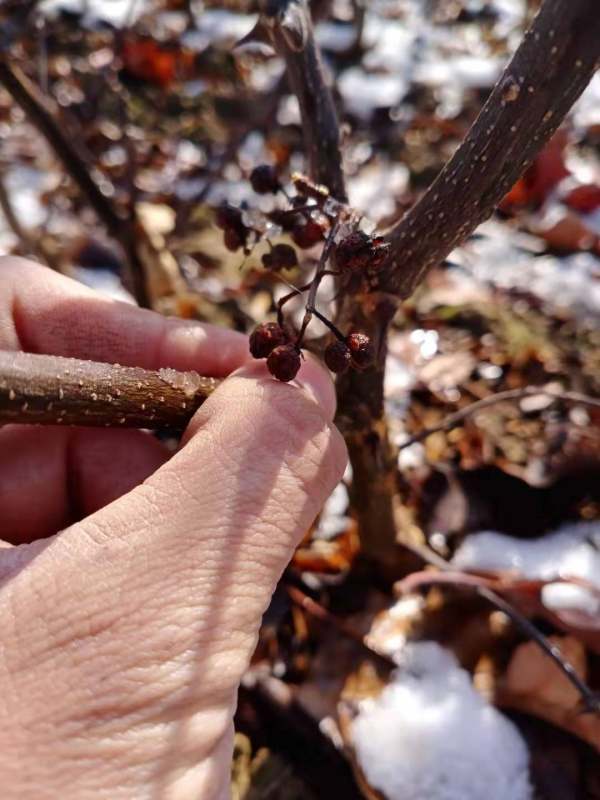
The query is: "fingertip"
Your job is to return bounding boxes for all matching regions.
[228,351,337,421]
[295,352,337,421]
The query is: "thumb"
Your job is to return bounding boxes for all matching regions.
[0,356,346,798]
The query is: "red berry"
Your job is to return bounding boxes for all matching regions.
[292,219,324,249]
[224,226,245,252]
[324,341,352,374]
[249,322,287,359]
[262,243,298,271]
[250,164,280,195]
[215,204,242,230]
[267,344,301,382]
[333,230,390,273]
[346,332,375,368]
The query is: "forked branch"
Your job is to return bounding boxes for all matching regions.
[382,0,600,298]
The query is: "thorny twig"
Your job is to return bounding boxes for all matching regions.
[399,386,600,450]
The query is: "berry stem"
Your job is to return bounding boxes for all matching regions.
[276,282,313,328]
[297,219,341,347]
[311,308,346,342]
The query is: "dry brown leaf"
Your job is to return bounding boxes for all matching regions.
[498,635,600,752]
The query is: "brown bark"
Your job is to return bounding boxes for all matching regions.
[382,0,600,297]
[264,0,346,201]
[0,351,218,429]
[266,0,403,565]
[269,0,600,569]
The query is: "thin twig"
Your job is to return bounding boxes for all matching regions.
[0,167,62,271]
[285,583,396,671]
[297,219,342,345]
[0,60,152,308]
[264,0,347,201]
[399,386,600,450]
[397,540,600,713]
[0,351,219,429]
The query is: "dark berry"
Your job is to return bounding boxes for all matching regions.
[249,322,287,359]
[224,226,245,252]
[333,230,390,273]
[346,332,375,368]
[267,208,303,232]
[215,204,242,230]
[324,341,352,374]
[250,164,280,195]
[267,344,301,382]
[292,219,324,249]
[262,243,298,271]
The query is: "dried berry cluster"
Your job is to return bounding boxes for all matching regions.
[250,322,375,381]
[249,322,301,382]
[214,167,387,382]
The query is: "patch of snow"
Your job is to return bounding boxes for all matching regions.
[339,68,409,120]
[452,521,600,587]
[348,162,409,221]
[453,220,600,319]
[572,72,600,129]
[315,480,350,540]
[541,582,600,619]
[72,266,135,303]
[40,0,146,27]
[452,522,600,618]
[352,641,531,800]
[183,11,258,50]
[315,21,358,53]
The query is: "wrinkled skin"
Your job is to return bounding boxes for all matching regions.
[0,258,347,799]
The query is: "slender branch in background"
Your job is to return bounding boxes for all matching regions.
[397,542,600,713]
[285,582,396,671]
[0,167,65,272]
[398,386,600,450]
[264,0,347,201]
[0,168,36,254]
[382,0,600,298]
[0,60,152,308]
[0,351,218,429]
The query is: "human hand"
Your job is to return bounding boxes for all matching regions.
[0,258,347,799]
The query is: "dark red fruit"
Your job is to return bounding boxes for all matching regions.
[224,226,245,252]
[249,322,288,359]
[346,332,375,368]
[291,219,325,249]
[262,243,298,271]
[216,204,249,252]
[215,204,242,230]
[333,230,390,273]
[250,164,280,195]
[324,341,352,374]
[267,344,301,382]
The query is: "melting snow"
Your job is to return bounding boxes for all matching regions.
[352,641,532,800]
[452,521,600,617]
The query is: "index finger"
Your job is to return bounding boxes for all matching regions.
[0,257,249,376]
